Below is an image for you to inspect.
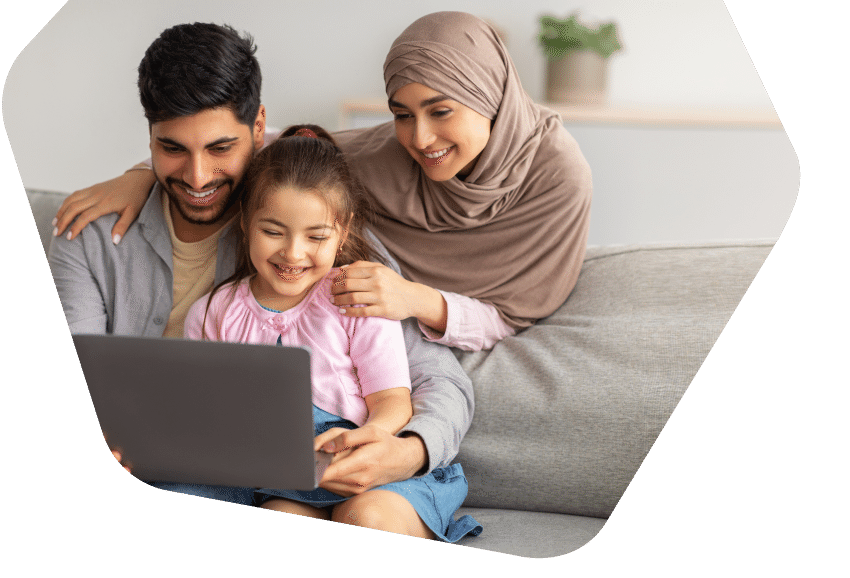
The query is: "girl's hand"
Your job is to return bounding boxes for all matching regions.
[314,427,353,454]
[53,167,156,243]
[111,449,132,473]
[330,261,448,332]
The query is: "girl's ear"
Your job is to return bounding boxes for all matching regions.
[339,211,353,248]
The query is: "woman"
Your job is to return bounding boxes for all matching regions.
[53,11,592,351]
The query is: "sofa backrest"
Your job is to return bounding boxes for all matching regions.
[453,240,772,518]
[26,189,68,255]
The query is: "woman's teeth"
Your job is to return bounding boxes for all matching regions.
[424,147,451,159]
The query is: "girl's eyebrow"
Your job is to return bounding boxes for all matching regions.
[388,94,451,109]
[258,217,333,230]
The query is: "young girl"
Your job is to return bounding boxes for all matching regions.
[183,125,482,542]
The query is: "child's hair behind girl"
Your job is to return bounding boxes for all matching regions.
[201,123,383,339]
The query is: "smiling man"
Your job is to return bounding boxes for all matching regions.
[47,23,474,530]
[50,22,266,338]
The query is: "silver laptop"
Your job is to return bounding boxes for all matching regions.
[72,334,332,491]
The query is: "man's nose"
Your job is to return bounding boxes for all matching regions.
[183,155,215,191]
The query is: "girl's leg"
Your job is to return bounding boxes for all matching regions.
[261,498,330,520]
[330,490,435,540]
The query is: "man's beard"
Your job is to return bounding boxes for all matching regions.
[158,175,243,226]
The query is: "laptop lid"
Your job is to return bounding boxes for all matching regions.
[72,334,331,491]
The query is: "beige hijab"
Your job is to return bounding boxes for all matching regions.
[334,11,592,329]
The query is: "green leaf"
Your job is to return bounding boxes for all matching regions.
[537,13,622,59]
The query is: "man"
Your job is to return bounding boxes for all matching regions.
[48,22,473,536]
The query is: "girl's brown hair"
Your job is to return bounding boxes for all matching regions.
[201,124,383,339]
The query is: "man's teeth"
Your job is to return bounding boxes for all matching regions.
[424,147,451,159]
[187,187,219,198]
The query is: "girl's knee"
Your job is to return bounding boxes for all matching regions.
[261,498,330,520]
[332,491,434,539]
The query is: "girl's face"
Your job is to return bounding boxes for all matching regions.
[247,186,346,312]
[389,82,491,182]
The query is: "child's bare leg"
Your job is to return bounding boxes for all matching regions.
[261,498,330,520]
[331,490,435,539]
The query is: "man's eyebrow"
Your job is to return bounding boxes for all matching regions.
[155,136,240,148]
[388,94,452,109]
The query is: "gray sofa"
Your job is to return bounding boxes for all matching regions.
[26,188,772,558]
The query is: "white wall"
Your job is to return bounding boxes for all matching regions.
[3,0,797,245]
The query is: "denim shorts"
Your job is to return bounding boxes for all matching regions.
[255,406,482,543]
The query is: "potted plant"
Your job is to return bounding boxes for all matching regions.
[538,13,622,105]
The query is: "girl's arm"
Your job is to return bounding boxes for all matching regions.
[361,388,413,435]
[313,387,413,454]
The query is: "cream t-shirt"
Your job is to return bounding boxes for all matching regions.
[161,192,236,338]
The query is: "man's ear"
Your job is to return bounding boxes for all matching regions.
[252,104,267,150]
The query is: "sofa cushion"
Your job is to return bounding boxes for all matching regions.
[454,241,773,518]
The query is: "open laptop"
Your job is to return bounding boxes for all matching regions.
[72,334,332,491]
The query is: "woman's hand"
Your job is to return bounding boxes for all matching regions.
[53,167,156,243]
[330,261,448,333]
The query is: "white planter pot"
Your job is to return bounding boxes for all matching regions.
[546,50,608,105]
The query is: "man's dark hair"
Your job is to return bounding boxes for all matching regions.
[138,22,261,126]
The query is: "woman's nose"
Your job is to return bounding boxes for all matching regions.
[412,119,436,150]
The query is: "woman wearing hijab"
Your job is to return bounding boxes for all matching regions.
[53,11,592,352]
[331,12,592,351]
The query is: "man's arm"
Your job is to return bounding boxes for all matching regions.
[47,223,110,334]
[399,315,473,473]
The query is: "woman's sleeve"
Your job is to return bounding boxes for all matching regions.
[418,291,516,351]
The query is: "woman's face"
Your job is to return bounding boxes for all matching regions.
[389,82,491,182]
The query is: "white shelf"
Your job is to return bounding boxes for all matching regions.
[339,98,783,130]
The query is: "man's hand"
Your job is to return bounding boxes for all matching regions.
[316,425,427,496]
[110,448,132,473]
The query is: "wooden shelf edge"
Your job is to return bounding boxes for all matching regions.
[339,99,783,129]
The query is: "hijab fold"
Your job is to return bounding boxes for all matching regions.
[335,12,593,329]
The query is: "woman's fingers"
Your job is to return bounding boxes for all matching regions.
[53,191,97,237]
